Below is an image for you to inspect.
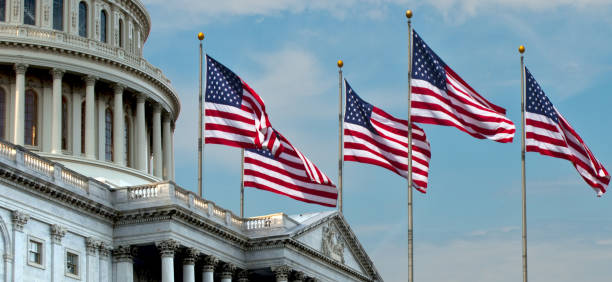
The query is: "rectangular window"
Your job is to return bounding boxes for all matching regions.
[0,0,6,22]
[28,240,43,266]
[52,0,63,30]
[66,251,79,277]
[24,0,36,25]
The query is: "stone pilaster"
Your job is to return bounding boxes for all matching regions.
[50,224,66,282]
[11,210,29,282]
[50,224,66,244]
[98,242,111,282]
[272,265,291,282]
[156,239,178,282]
[86,238,100,282]
[11,211,29,232]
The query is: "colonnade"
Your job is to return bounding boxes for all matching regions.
[113,239,319,282]
[8,63,175,180]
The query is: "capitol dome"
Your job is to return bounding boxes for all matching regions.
[0,0,178,186]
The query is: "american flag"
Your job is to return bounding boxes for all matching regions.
[411,31,515,143]
[204,55,282,156]
[524,67,609,196]
[244,129,338,207]
[343,80,431,193]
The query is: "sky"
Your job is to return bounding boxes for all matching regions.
[140,1,612,281]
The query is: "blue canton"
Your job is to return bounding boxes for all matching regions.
[411,31,447,91]
[525,67,559,123]
[344,80,377,134]
[205,55,243,108]
[247,147,274,159]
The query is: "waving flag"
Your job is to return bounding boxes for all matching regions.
[244,129,338,207]
[410,31,515,143]
[524,67,609,196]
[204,55,281,156]
[343,80,431,193]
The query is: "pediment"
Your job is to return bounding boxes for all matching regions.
[292,214,376,278]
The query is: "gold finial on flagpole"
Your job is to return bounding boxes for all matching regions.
[198,32,205,41]
[406,9,413,19]
[518,45,525,54]
[337,60,344,68]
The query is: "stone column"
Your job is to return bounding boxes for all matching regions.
[201,255,218,282]
[98,242,111,282]
[11,211,29,282]
[50,68,65,153]
[86,238,100,282]
[12,64,27,145]
[84,76,97,159]
[237,270,249,282]
[291,271,305,282]
[98,97,106,160]
[170,126,175,180]
[113,245,135,282]
[113,84,125,165]
[72,90,82,155]
[50,224,67,282]
[156,239,178,282]
[135,94,146,171]
[272,265,291,282]
[152,105,162,177]
[220,263,236,282]
[183,248,198,282]
[162,113,172,180]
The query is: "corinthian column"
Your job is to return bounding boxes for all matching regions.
[13,64,27,145]
[183,248,198,282]
[201,255,218,282]
[237,270,249,282]
[272,265,291,282]
[113,84,125,165]
[135,94,146,171]
[50,68,65,153]
[220,263,236,282]
[152,105,162,177]
[84,76,97,159]
[156,239,178,282]
[162,114,172,180]
[113,245,135,282]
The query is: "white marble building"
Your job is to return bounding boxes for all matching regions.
[0,0,382,281]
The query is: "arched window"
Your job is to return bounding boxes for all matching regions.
[124,115,130,166]
[24,90,38,146]
[81,101,85,154]
[24,0,36,25]
[0,88,5,139]
[52,0,63,30]
[118,19,123,47]
[61,96,69,150]
[78,1,87,37]
[100,10,107,43]
[105,108,113,161]
[0,0,6,22]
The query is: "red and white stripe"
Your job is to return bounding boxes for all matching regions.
[344,107,431,193]
[411,66,516,143]
[244,131,337,207]
[205,80,282,156]
[526,109,610,196]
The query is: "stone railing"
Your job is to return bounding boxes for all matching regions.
[117,181,298,233]
[0,140,111,204]
[0,24,173,89]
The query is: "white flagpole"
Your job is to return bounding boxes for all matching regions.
[240,148,245,217]
[338,60,344,213]
[406,9,414,282]
[519,44,527,282]
[198,32,205,198]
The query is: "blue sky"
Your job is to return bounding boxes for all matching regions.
[141,1,612,281]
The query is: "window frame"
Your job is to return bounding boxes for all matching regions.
[23,0,36,26]
[65,249,80,279]
[52,0,64,31]
[0,0,7,22]
[27,236,45,269]
[104,107,113,161]
[78,1,88,38]
[100,9,108,43]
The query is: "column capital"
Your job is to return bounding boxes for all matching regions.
[291,271,305,282]
[136,93,146,103]
[112,245,136,262]
[272,265,292,281]
[50,68,65,79]
[156,239,178,258]
[183,247,199,265]
[50,224,67,244]
[202,255,219,272]
[220,262,236,279]
[11,210,29,232]
[237,269,250,282]
[98,242,111,258]
[83,75,97,86]
[14,63,28,74]
[85,237,100,255]
[152,102,162,113]
[112,83,125,94]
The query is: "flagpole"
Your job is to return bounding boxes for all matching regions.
[337,60,344,213]
[406,9,414,282]
[198,32,205,198]
[519,44,527,282]
[240,148,245,217]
